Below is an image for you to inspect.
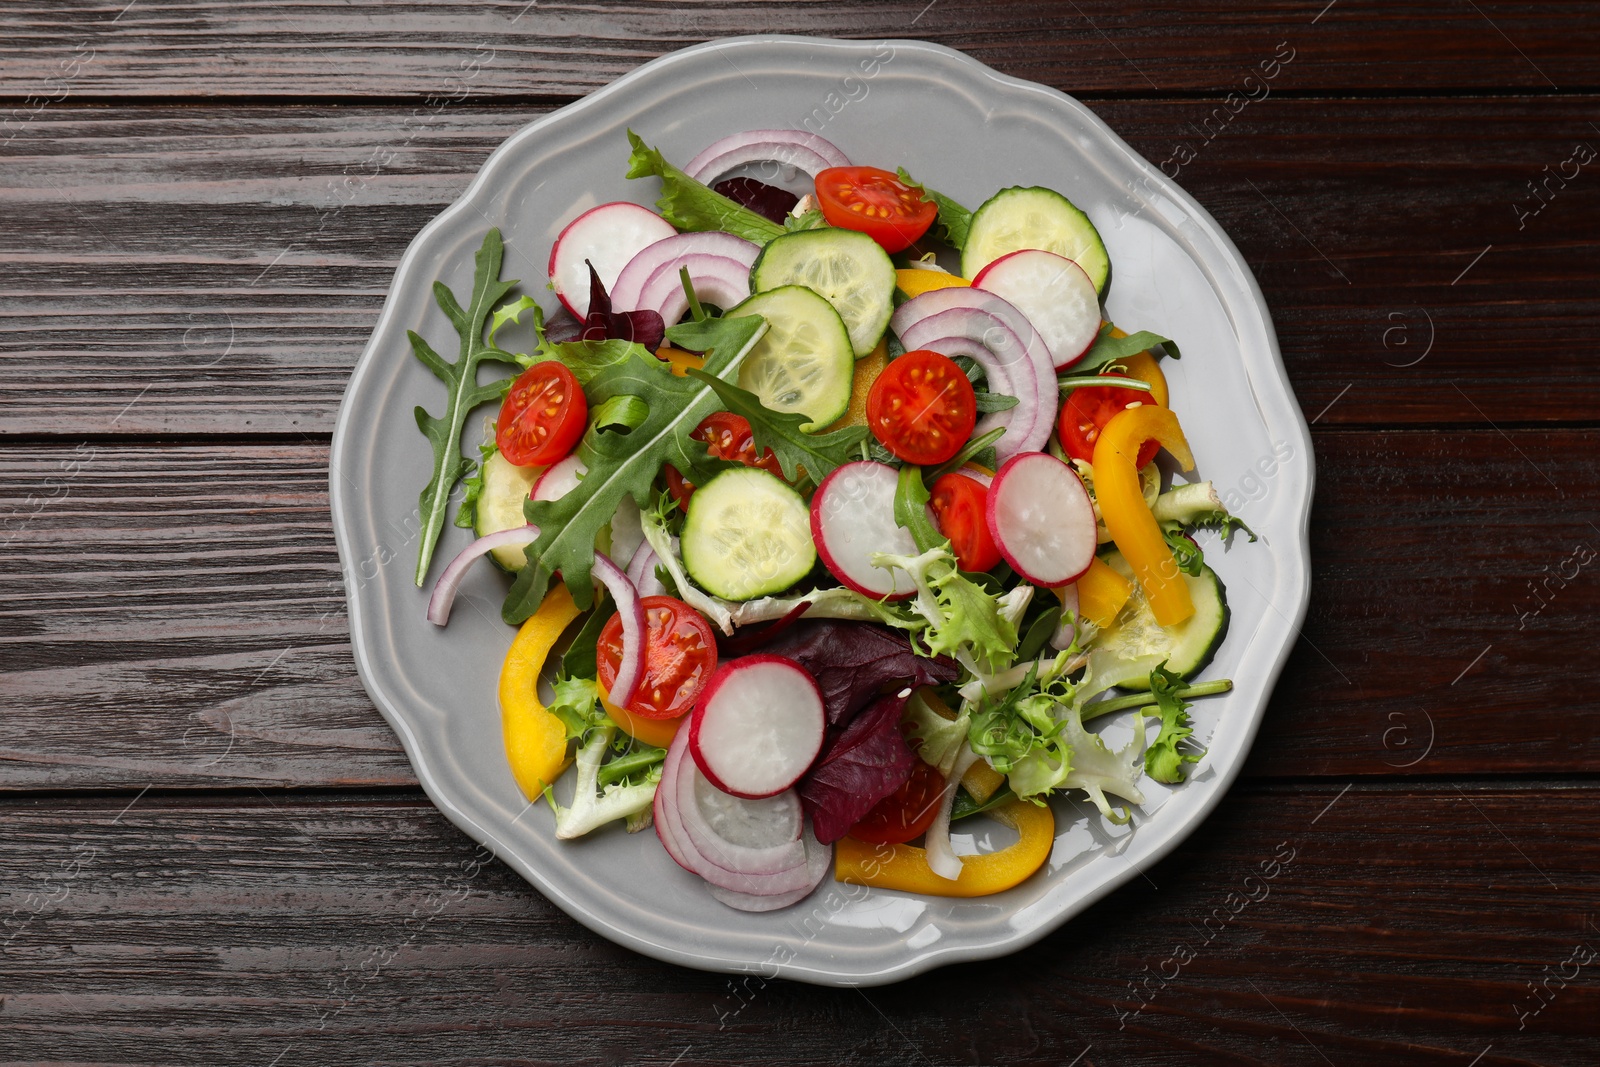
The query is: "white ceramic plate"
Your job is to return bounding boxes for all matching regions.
[330,35,1313,986]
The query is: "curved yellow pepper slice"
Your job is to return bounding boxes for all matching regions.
[835,798,1054,898]
[1072,556,1133,629]
[498,583,581,802]
[1106,326,1168,407]
[656,345,705,377]
[1092,405,1196,627]
[895,267,970,300]
[825,340,888,433]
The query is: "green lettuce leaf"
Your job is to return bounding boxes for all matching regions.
[872,545,1018,675]
[896,167,972,248]
[1145,663,1203,784]
[625,130,785,244]
[501,313,769,622]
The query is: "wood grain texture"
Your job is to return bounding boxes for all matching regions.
[1,1,1594,100]
[0,784,1593,1065]
[4,97,1597,435]
[1,431,1595,790]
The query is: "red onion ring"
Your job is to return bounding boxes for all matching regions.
[590,552,646,708]
[684,129,850,183]
[625,541,668,598]
[427,525,540,627]
[610,232,759,314]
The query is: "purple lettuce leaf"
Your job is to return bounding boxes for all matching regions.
[799,690,918,845]
[581,261,666,351]
[760,621,960,727]
[713,177,801,225]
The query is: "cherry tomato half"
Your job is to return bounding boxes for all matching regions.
[1056,374,1160,468]
[597,595,719,720]
[929,472,1003,573]
[496,361,586,467]
[814,166,938,254]
[866,349,977,466]
[848,760,947,844]
[663,411,785,507]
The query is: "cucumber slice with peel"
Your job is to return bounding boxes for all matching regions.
[682,468,816,601]
[474,448,543,570]
[1089,549,1229,690]
[750,228,896,358]
[962,186,1111,296]
[729,286,855,431]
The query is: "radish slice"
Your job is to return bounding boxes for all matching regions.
[426,525,539,626]
[974,249,1101,369]
[695,771,801,846]
[891,287,1058,461]
[986,452,1098,587]
[706,827,831,912]
[675,753,811,892]
[609,232,759,320]
[549,203,677,320]
[809,461,921,599]
[1051,584,1081,650]
[531,454,585,501]
[684,129,850,183]
[590,553,646,707]
[690,655,826,800]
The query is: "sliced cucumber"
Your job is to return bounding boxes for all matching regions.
[682,468,816,601]
[474,448,543,571]
[963,187,1110,296]
[1088,549,1229,690]
[729,286,855,431]
[750,228,896,358]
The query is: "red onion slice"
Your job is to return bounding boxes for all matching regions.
[634,253,754,328]
[610,232,759,314]
[624,541,668,599]
[427,525,540,627]
[892,287,1060,461]
[590,553,646,708]
[705,826,831,912]
[684,129,850,183]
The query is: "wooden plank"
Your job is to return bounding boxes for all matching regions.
[1,430,1596,789]
[3,98,1597,435]
[0,784,1592,1064]
[1,1,1593,100]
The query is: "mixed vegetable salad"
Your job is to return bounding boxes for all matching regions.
[415,127,1253,911]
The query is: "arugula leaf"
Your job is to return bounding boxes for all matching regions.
[454,432,498,531]
[685,368,869,484]
[1145,663,1202,784]
[928,426,1005,481]
[893,465,945,553]
[1074,324,1180,373]
[896,167,973,248]
[1163,528,1205,576]
[625,130,785,244]
[502,314,769,622]
[973,390,1020,413]
[409,228,525,586]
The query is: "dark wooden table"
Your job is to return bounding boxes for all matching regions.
[4,3,1598,1064]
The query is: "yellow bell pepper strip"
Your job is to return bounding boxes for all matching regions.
[961,759,1007,804]
[824,339,888,432]
[1092,405,1196,627]
[598,685,684,749]
[1105,326,1169,407]
[835,797,1054,898]
[498,583,582,802]
[656,345,705,377]
[895,267,970,300]
[1071,556,1133,629]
